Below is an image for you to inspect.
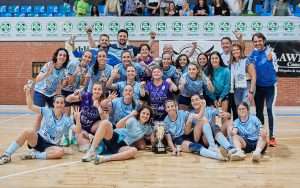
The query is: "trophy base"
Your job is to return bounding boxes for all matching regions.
[152,146,167,154]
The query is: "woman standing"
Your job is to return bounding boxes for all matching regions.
[86,50,113,93]
[206,51,230,112]
[161,52,180,84]
[62,50,92,98]
[106,65,142,100]
[34,48,69,107]
[175,54,190,75]
[230,43,256,107]
[178,62,213,110]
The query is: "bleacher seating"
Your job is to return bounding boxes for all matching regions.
[0,2,299,17]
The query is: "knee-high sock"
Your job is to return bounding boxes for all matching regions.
[189,143,221,160]
[215,132,233,150]
[33,151,47,159]
[202,123,216,147]
[200,147,221,160]
[4,141,20,156]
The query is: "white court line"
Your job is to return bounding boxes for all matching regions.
[277,137,300,140]
[0,160,80,181]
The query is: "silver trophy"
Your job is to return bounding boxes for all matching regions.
[152,121,167,154]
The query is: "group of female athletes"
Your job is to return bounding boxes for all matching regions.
[0,30,278,165]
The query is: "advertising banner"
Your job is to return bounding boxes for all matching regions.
[269,41,300,77]
[0,16,299,41]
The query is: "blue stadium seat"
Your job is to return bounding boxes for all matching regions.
[98,5,106,16]
[8,5,20,14]
[59,4,71,14]
[20,5,32,14]
[47,5,59,14]
[0,5,7,13]
[33,5,45,14]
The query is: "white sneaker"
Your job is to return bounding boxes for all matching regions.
[252,151,261,162]
[0,154,11,165]
[248,10,254,14]
[20,150,36,160]
[230,150,246,161]
[81,150,96,162]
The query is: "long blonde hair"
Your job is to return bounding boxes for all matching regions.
[188,62,203,80]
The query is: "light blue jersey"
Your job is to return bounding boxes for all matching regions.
[87,64,113,92]
[114,62,145,81]
[162,65,180,83]
[115,117,153,145]
[38,107,73,145]
[191,106,219,126]
[63,61,88,92]
[234,115,263,141]
[180,73,208,97]
[116,81,141,99]
[110,97,137,125]
[164,110,189,138]
[34,62,66,97]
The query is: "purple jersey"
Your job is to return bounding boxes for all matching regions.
[146,80,172,121]
[80,92,100,134]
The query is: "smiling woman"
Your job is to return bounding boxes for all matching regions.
[0,83,73,165]
[33,48,69,108]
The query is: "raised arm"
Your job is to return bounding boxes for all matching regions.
[115,111,137,128]
[178,76,186,92]
[106,68,119,90]
[24,83,40,114]
[187,42,197,58]
[66,90,81,103]
[166,78,178,93]
[140,81,146,98]
[73,106,82,134]
[35,62,54,83]
[85,26,97,48]
[233,31,245,53]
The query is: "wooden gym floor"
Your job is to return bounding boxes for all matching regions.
[0,105,299,188]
